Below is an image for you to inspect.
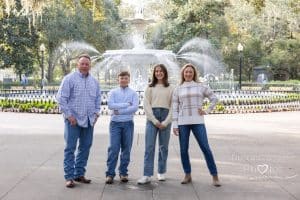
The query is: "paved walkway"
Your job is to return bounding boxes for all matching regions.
[0,112,300,200]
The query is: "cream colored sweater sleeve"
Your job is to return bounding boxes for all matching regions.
[161,85,174,127]
[143,87,159,125]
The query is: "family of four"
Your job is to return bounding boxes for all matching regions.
[56,54,221,188]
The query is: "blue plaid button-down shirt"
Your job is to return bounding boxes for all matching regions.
[56,70,101,127]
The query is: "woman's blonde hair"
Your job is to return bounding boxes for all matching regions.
[180,63,199,84]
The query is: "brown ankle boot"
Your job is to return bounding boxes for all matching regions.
[181,174,192,184]
[212,175,221,187]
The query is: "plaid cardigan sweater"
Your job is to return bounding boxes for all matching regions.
[172,81,218,128]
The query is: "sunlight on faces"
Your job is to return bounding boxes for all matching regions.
[154,66,165,81]
[183,66,195,82]
[118,75,130,88]
[77,57,91,75]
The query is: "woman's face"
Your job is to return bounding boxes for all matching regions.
[183,66,195,82]
[154,66,165,81]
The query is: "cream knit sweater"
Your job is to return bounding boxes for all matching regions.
[172,81,218,128]
[143,84,174,127]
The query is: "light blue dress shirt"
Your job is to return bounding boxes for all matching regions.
[108,86,139,122]
[56,70,101,127]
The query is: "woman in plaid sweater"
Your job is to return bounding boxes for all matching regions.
[172,63,221,186]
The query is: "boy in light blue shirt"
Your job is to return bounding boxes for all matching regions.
[105,71,139,184]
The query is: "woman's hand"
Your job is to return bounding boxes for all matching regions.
[198,108,207,116]
[173,128,179,136]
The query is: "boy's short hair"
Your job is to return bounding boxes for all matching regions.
[78,54,91,61]
[118,71,130,77]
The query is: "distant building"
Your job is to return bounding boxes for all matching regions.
[253,66,271,83]
[0,68,17,82]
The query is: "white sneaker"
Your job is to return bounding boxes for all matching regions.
[137,176,151,184]
[157,173,166,181]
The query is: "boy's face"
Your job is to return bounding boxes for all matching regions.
[118,75,130,88]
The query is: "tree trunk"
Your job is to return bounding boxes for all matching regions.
[66,58,71,75]
[60,58,67,75]
[47,57,54,83]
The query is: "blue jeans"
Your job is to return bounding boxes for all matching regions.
[64,120,94,180]
[178,124,218,176]
[143,108,171,176]
[106,121,134,177]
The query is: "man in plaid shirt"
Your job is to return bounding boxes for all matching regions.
[56,54,101,188]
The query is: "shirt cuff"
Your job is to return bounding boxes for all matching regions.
[161,120,170,127]
[172,121,178,129]
[64,111,72,118]
[151,118,160,125]
[205,108,211,114]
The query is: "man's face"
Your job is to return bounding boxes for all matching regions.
[118,75,130,88]
[77,57,91,75]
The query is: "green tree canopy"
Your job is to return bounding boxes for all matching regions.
[0,0,38,80]
[151,0,230,52]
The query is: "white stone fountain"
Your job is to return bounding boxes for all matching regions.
[91,3,227,90]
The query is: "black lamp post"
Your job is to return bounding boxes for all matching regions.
[40,43,45,90]
[237,43,243,90]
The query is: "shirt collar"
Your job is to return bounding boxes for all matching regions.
[183,80,195,85]
[119,86,129,90]
[76,70,89,78]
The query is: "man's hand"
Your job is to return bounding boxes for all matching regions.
[173,128,179,136]
[93,113,99,126]
[68,116,77,126]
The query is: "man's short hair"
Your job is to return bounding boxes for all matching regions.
[118,71,130,77]
[78,54,91,61]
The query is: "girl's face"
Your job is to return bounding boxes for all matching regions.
[154,66,165,81]
[183,67,195,82]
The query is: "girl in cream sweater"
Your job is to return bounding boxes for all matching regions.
[138,64,174,184]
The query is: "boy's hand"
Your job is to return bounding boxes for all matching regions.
[114,110,119,115]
